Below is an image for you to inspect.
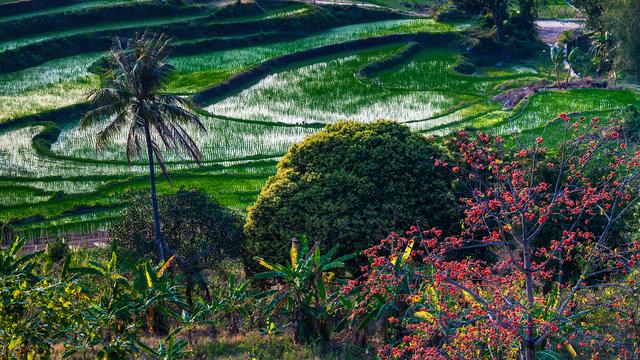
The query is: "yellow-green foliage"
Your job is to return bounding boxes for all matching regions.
[243,121,460,274]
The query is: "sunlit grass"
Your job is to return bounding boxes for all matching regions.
[0,186,52,206]
[0,8,636,235]
[0,52,102,123]
[374,47,544,96]
[0,52,101,95]
[503,88,640,133]
[166,19,465,93]
[406,100,501,132]
[207,3,310,24]
[205,46,477,124]
[53,115,317,162]
[0,78,97,123]
[0,170,270,223]
[0,126,150,177]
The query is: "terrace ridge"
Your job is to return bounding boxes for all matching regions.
[192,31,460,105]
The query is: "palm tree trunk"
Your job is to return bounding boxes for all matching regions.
[144,121,165,262]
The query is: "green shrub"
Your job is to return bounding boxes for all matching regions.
[110,189,245,302]
[622,105,640,142]
[46,237,68,263]
[454,60,477,74]
[435,5,470,22]
[243,121,460,274]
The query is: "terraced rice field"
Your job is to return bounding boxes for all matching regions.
[0,53,101,122]
[0,0,638,241]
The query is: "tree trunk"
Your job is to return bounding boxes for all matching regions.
[523,241,536,360]
[293,297,303,344]
[491,9,509,62]
[525,345,536,360]
[144,121,165,262]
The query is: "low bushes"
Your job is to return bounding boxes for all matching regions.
[110,189,245,303]
[5,114,640,358]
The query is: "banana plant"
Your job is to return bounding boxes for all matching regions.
[254,236,354,343]
[67,252,186,358]
[166,298,212,347]
[568,47,597,79]
[211,273,255,335]
[139,329,192,360]
[0,236,42,277]
[549,43,566,87]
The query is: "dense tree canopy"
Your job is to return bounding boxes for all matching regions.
[451,0,540,61]
[574,0,640,80]
[243,121,460,274]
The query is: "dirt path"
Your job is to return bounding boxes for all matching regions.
[3,231,109,252]
[535,19,584,44]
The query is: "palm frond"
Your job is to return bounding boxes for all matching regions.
[125,117,144,164]
[84,31,203,170]
[96,110,130,150]
[157,100,206,132]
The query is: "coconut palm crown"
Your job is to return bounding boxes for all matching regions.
[81,32,206,261]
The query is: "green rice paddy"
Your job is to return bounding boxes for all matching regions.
[0,0,139,23]
[0,12,210,52]
[0,1,638,240]
[204,46,478,124]
[167,18,461,93]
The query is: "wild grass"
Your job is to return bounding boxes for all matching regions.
[190,331,370,360]
[536,0,580,19]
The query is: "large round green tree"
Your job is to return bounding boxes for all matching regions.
[243,121,460,274]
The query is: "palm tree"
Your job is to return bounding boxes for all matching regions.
[81,32,206,261]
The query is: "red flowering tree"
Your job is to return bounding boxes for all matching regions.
[344,114,640,359]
